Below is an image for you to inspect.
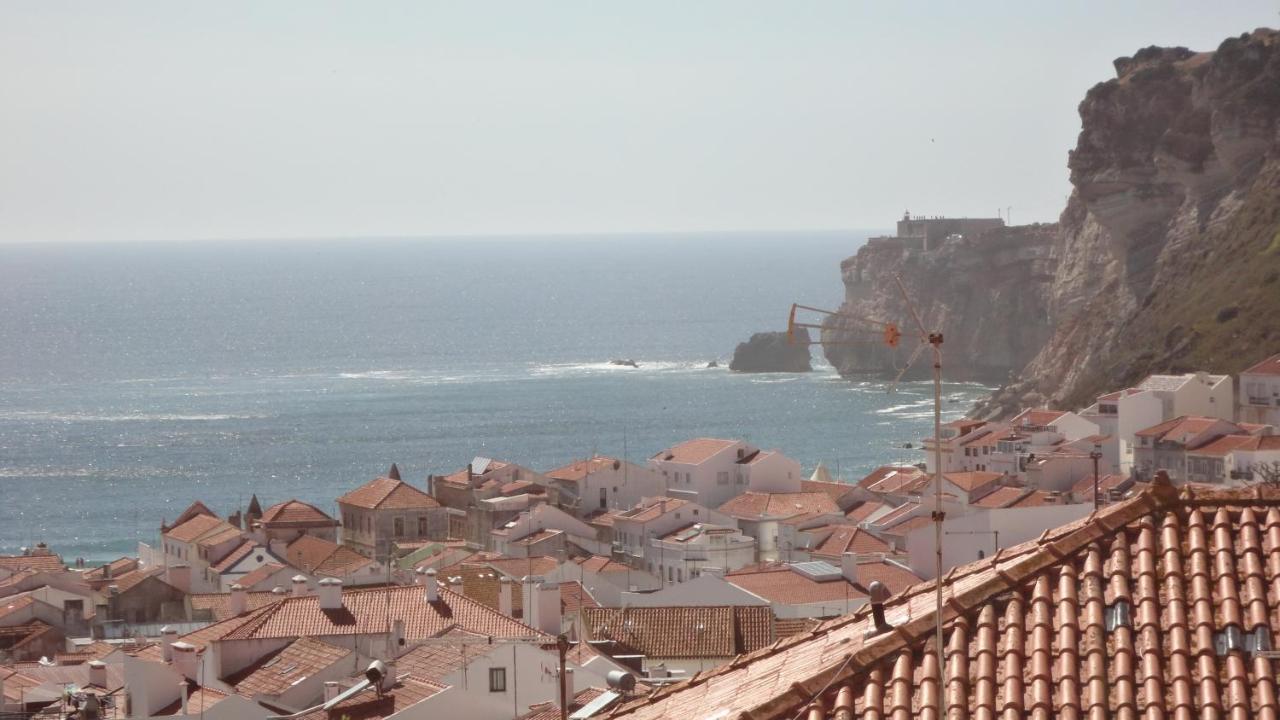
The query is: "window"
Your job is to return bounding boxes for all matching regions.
[394,518,404,537]
[600,487,608,509]
[418,517,428,537]
[488,667,507,692]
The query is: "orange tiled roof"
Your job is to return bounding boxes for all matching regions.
[155,685,228,715]
[512,528,561,546]
[583,606,774,659]
[260,499,338,527]
[197,524,246,549]
[286,535,372,577]
[799,479,858,503]
[299,675,446,720]
[970,485,1036,509]
[0,554,64,574]
[236,562,288,590]
[1134,415,1227,440]
[809,526,892,558]
[652,438,738,464]
[108,566,167,594]
[573,555,630,574]
[726,562,918,605]
[603,477,1280,720]
[1010,408,1068,427]
[230,636,352,696]
[210,540,260,573]
[1069,473,1131,498]
[337,476,440,511]
[220,584,544,642]
[545,456,622,482]
[718,492,841,520]
[845,500,890,524]
[942,471,1003,492]
[519,688,610,720]
[83,557,138,581]
[856,466,930,494]
[616,497,689,523]
[485,556,559,578]
[1189,433,1272,455]
[1243,352,1280,376]
[190,590,281,621]
[164,513,228,543]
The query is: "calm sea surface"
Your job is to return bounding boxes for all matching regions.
[0,233,986,562]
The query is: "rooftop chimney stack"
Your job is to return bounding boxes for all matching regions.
[170,642,200,681]
[841,552,859,585]
[88,660,107,689]
[317,577,343,609]
[414,567,427,585]
[179,681,190,716]
[324,682,340,702]
[533,580,562,635]
[228,584,247,616]
[499,576,513,616]
[292,574,309,598]
[160,626,178,662]
[391,618,405,650]
[425,569,438,602]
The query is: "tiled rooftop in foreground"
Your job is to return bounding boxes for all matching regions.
[604,475,1280,720]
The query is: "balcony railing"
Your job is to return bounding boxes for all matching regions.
[1247,396,1276,406]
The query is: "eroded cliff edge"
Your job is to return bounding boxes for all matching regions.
[826,29,1280,415]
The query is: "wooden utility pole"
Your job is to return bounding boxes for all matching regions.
[557,634,570,720]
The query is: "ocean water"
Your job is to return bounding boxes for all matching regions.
[0,233,988,562]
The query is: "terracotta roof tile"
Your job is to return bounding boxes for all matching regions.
[845,500,890,523]
[856,466,930,494]
[518,687,610,720]
[210,540,259,573]
[337,477,440,511]
[229,636,352,696]
[197,524,246,548]
[1242,352,1280,376]
[1010,408,1068,427]
[942,471,1002,492]
[614,497,689,524]
[970,485,1035,509]
[726,562,918,605]
[583,606,774,659]
[164,514,228,543]
[0,554,64,575]
[82,557,138,581]
[652,438,738,464]
[237,562,288,590]
[260,500,338,527]
[286,536,373,577]
[799,479,859,503]
[220,584,544,642]
[189,590,282,621]
[573,555,630,574]
[299,676,446,720]
[154,685,228,715]
[809,526,893,558]
[601,479,1280,720]
[545,456,623,482]
[718,492,841,520]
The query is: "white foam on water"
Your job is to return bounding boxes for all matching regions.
[0,411,263,422]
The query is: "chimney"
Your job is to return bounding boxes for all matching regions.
[391,618,405,650]
[103,562,112,580]
[228,584,247,616]
[532,581,562,635]
[171,642,200,681]
[414,567,427,585]
[389,463,401,481]
[324,681,340,702]
[271,586,286,595]
[88,660,107,689]
[179,681,190,715]
[841,552,859,585]
[424,569,438,602]
[467,463,474,485]
[292,574,309,598]
[317,578,343,610]
[167,564,191,592]
[864,581,893,637]
[160,627,178,662]
[499,576,513,616]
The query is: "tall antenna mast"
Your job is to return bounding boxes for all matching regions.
[788,272,947,684]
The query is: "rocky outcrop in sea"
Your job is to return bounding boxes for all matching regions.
[730,328,812,373]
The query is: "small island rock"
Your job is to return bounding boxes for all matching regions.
[729,328,812,373]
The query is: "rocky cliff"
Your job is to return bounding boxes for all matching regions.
[828,29,1280,414]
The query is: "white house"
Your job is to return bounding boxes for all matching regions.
[1116,372,1234,471]
[903,500,1094,578]
[489,504,597,558]
[649,438,802,509]
[647,523,756,584]
[606,497,732,572]
[542,455,665,518]
[1239,353,1280,426]
[716,491,844,562]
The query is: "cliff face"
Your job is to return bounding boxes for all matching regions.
[824,221,1059,382]
[829,29,1280,413]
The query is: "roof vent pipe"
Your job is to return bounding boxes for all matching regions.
[864,581,894,637]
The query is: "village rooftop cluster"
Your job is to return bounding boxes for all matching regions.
[1,353,1278,719]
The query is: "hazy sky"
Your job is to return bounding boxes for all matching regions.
[3,2,1277,243]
